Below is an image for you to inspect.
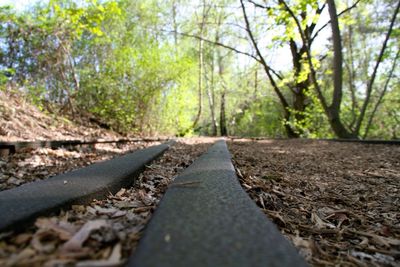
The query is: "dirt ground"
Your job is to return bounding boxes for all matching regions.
[229,139,400,267]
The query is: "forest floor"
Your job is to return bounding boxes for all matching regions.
[1,92,399,266]
[229,139,400,267]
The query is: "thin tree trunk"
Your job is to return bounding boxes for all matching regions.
[191,38,203,129]
[346,25,358,129]
[220,90,227,136]
[354,0,400,134]
[326,0,354,138]
[363,50,400,139]
[192,0,209,130]
[217,45,228,136]
[240,0,298,138]
[206,56,217,136]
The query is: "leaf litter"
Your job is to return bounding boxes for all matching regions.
[229,139,400,267]
[0,138,212,266]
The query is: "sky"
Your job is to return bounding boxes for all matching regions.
[0,0,40,11]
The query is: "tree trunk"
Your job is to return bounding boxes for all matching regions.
[217,46,228,136]
[192,37,203,130]
[220,90,228,136]
[191,0,209,130]
[206,56,217,136]
[326,0,357,138]
[289,39,309,136]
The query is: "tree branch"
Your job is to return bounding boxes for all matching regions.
[363,50,400,139]
[170,30,285,80]
[311,0,361,43]
[240,0,290,110]
[247,0,270,10]
[278,0,328,111]
[355,0,400,134]
[170,30,261,63]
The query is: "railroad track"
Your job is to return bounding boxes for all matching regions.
[0,139,308,266]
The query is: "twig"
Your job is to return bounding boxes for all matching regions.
[171,181,202,188]
[311,0,362,42]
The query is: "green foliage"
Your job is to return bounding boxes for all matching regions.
[0,0,398,138]
[230,97,285,138]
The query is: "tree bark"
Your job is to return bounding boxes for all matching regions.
[206,55,217,136]
[326,0,357,138]
[220,90,228,136]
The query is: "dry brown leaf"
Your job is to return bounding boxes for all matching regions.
[115,188,127,198]
[14,233,32,245]
[6,247,36,266]
[114,200,143,209]
[35,218,77,241]
[138,190,154,206]
[311,212,335,229]
[92,205,125,217]
[267,211,286,226]
[31,230,57,253]
[61,220,109,252]
[358,237,369,248]
[75,243,124,267]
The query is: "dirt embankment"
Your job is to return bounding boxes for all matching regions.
[0,91,122,142]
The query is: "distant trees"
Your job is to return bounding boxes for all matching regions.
[0,0,198,134]
[236,0,399,139]
[0,0,398,139]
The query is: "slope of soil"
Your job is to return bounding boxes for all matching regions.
[0,90,121,141]
[229,139,400,266]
